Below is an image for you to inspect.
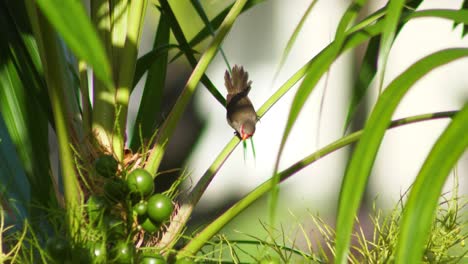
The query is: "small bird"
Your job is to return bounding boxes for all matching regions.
[224,65,257,140]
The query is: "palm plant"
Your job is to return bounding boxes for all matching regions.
[0,0,467,263]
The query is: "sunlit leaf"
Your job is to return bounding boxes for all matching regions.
[35,0,113,87]
[376,0,405,93]
[396,103,468,263]
[335,48,468,264]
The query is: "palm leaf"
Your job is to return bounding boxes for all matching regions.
[334,48,468,264]
[396,103,468,263]
[0,1,57,221]
[130,10,171,150]
[375,0,405,93]
[34,0,112,87]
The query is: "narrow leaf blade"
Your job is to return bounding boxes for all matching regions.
[0,2,57,218]
[130,10,171,150]
[376,0,405,92]
[396,103,468,263]
[273,0,318,81]
[35,0,113,87]
[343,37,379,132]
[335,48,468,263]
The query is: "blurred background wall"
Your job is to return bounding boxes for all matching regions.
[129,0,468,234]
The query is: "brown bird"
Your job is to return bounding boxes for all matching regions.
[224,65,257,140]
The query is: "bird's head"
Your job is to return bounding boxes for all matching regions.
[240,121,256,140]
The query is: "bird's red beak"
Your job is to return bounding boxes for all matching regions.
[240,124,252,140]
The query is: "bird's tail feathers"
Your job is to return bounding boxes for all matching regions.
[224,65,252,95]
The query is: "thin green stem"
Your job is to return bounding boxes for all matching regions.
[177,111,457,258]
[144,0,249,175]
